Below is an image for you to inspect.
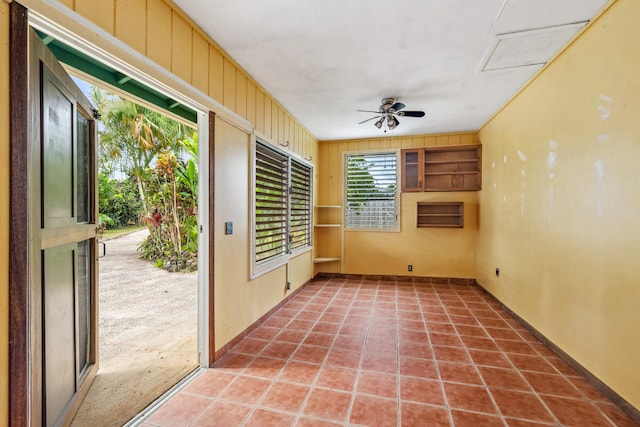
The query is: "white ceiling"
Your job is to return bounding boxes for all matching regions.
[174,0,608,141]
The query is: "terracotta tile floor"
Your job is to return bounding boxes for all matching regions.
[140,277,638,427]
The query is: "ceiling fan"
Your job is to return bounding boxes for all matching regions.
[358,98,426,131]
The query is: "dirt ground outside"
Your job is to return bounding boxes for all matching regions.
[71,229,198,427]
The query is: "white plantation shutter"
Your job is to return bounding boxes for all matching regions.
[254,142,312,267]
[345,153,398,229]
[290,159,312,250]
[255,143,289,263]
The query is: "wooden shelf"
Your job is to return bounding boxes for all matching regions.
[417,202,464,228]
[401,145,481,192]
[424,171,479,176]
[314,205,342,268]
[314,257,341,264]
[424,159,479,165]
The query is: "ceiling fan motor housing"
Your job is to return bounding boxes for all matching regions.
[380,98,395,112]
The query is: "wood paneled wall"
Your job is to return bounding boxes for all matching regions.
[57,0,317,158]
[318,132,479,205]
[316,132,479,275]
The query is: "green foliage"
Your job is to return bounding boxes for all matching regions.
[138,134,199,272]
[98,173,143,228]
[346,155,378,214]
[89,84,199,272]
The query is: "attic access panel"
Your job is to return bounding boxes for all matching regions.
[480,22,588,71]
[36,30,197,124]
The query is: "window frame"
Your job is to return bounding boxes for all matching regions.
[251,138,313,278]
[343,149,401,232]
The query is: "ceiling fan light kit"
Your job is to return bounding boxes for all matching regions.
[358,98,425,132]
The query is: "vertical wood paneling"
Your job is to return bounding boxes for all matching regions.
[114,0,146,54]
[246,81,256,125]
[284,115,290,147]
[75,0,115,34]
[294,125,300,155]
[436,135,449,146]
[278,108,284,148]
[223,59,236,111]
[327,144,339,204]
[171,13,192,84]
[191,31,209,95]
[235,72,247,118]
[460,134,473,145]
[411,136,425,148]
[271,102,278,142]
[146,1,172,71]
[263,96,272,138]
[208,46,224,102]
[255,90,264,134]
[448,134,461,145]
[424,136,437,147]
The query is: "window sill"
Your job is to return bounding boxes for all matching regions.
[343,227,401,233]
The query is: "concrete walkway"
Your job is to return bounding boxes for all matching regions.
[71,229,198,427]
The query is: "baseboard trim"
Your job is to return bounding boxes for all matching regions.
[475,281,640,424]
[314,272,476,285]
[213,278,311,362]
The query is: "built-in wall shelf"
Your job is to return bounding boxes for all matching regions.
[417,202,464,228]
[401,145,482,192]
[314,205,342,267]
[313,257,342,264]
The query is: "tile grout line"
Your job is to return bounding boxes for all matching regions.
[421,283,455,427]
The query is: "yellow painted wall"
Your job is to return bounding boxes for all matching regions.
[214,118,313,348]
[0,2,9,425]
[477,0,640,408]
[317,133,478,278]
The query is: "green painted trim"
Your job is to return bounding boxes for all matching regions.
[36,31,197,124]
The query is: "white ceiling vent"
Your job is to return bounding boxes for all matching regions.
[480,21,588,72]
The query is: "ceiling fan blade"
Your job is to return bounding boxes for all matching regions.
[398,110,425,118]
[358,115,382,124]
[391,102,406,111]
[357,109,382,114]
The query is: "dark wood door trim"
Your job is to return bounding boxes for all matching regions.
[208,111,216,366]
[9,2,30,425]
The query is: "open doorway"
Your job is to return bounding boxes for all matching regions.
[9,7,213,425]
[69,81,200,426]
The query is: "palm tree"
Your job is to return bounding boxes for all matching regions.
[91,88,191,223]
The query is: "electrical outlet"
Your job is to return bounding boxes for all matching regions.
[408,265,413,272]
[495,267,500,277]
[225,222,233,235]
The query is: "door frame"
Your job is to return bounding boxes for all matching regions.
[9,2,216,424]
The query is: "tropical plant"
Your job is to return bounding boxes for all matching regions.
[90,87,191,225]
[90,85,199,272]
[98,173,143,228]
[138,134,199,272]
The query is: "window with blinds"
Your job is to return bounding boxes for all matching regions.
[345,152,398,229]
[290,159,312,250]
[254,142,312,267]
